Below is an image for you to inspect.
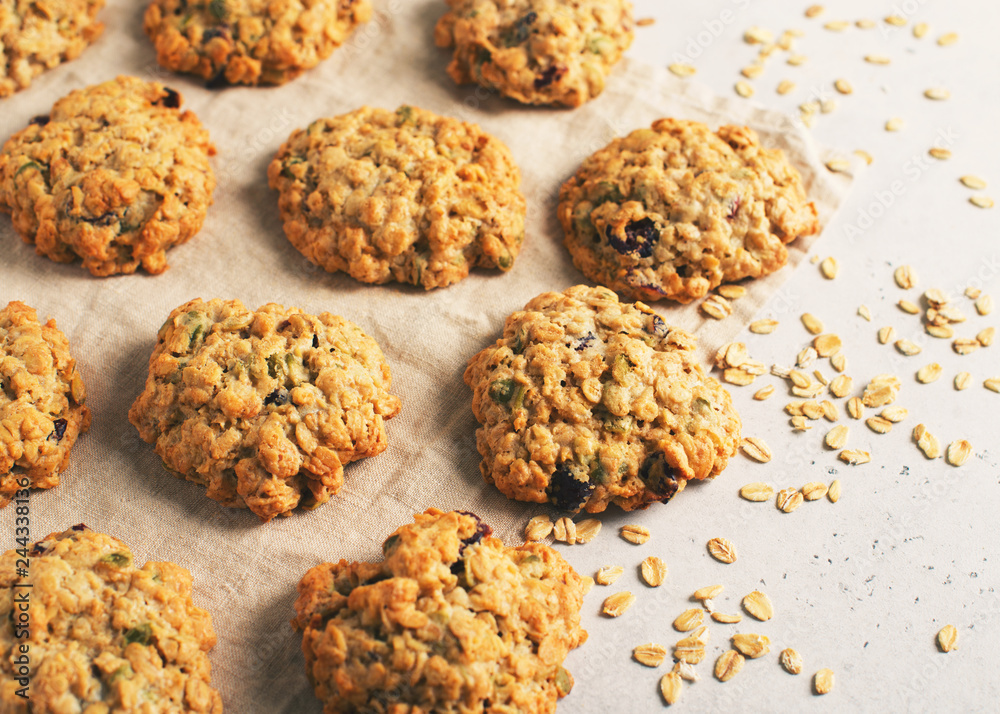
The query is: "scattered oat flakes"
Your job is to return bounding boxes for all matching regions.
[913,21,929,38]
[741,437,772,463]
[936,624,958,653]
[857,307,873,324]
[674,608,705,632]
[813,334,842,358]
[673,635,707,665]
[724,368,756,386]
[819,257,839,279]
[885,117,905,132]
[821,400,839,421]
[735,81,755,98]
[877,326,895,344]
[865,54,891,64]
[866,416,893,434]
[620,524,650,545]
[740,482,775,502]
[854,149,874,165]
[834,78,853,94]
[805,4,824,18]
[708,537,738,564]
[986,377,1000,393]
[945,440,972,467]
[975,295,993,315]
[856,18,875,29]
[744,26,773,44]
[924,288,949,308]
[802,401,823,420]
[742,590,774,621]
[788,54,808,66]
[914,424,941,459]
[553,517,577,545]
[953,338,980,355]
[825,424,849,450]
[978,328,996,350]
[668,63,697,77]
[829,375,852,398]
[824,20,849,31]
[674,661,699,682]
[636,16,655,26]
[693,584,724,601]
[884,14,906,26]
[960,175,987,190]
[797,347,818,368]
[802,482,828,501]
[715,650,745,682]
[929,147,952,160]
[898,299,920,314]
[926,324,954,339]
[863,374,901,407]
[801,313,824,335]
[880,406,908,422]
[895,339,922,356]
[894,265,917,289]
[603,591,636,617]
[711,611,742,625]
[754,385,775,401]
[937,32,958,46]
[839,449,871,465]
[847,397,864,419]
[642,556,668,587]
[825,158,851,173]
[776,488,804,513]
[828,479,841,503]
[924,87,950,100]
[916,363,943,383]
[742,359,767,376]
[954,372,972,391]
[970,195,995,209]
[741,64,765,79]
[595,565,623,585]
[780,648,803,674]
[659,671,683,705]
[634,643,668,667]
[789,370,813,389]
[831,352,847,372]
[717,284,746,300]
[575,518,602,544]
[777,79,796,95]
[790,416,810,430]
[732,633,771,659]
[701,294,732,320]
[525,514,553,541]
[814,668,835,695]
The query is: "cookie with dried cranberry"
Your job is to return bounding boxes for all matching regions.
[464,285,741,513]
[0,76,215,276]
[268,104,526,289]
[0,301,90,507]
[0,525,221,713]
[143,0,372,86]
[0,0,105,98]
[435,0,634,107]
[128,298,401,522]
[559,118,820,303]
[292,508,589,713]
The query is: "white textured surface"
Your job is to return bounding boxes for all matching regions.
[0,0,996,712]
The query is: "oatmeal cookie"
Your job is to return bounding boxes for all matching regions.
[558,118,820,303]
[435,0,633,107]
[0,76,216,276]
[464,285,741,513]
[292,508,589,713]
[128,298,401,522]
[0,0,105,98]
[0,525,221,713]
[268,105,526,289]
[0,301,90,506]
[143,0,372,86]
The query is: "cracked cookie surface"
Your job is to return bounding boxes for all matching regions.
[0,525,221,713]
[464,285,741,513]
[128,298,401,521]
[0,301,90,506]
[292,508,589,713]
[559,118,820,303]
[0,0,105,98]
[434,0,634,107]
[268,104,526,289]
[0,76,216,276]
[143,0,371,86]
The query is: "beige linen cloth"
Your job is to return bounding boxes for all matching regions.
[0,1,853,710]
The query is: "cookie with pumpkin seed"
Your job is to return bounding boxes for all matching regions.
[464,285,741,513]
[0,301,90,507]
[434,0,634,107]
[0,76,215,276]
[559,118,820,303]
[292,508,589,713]
[0,525,221,713]
[268,104,526,289]
[128,298,401,521]
[143,0,372,86]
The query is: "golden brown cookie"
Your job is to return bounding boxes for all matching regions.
[0,301,90,506]
[0,0,105,98]
[128,298,401,522]
[143,0,372,86]
[0,525,221,713]
[0,76,216,276]
[559,118,820,303]
[464,285,741,513]
[435,0,634,107]
[293,508,589,713]
[268,104,526,289]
